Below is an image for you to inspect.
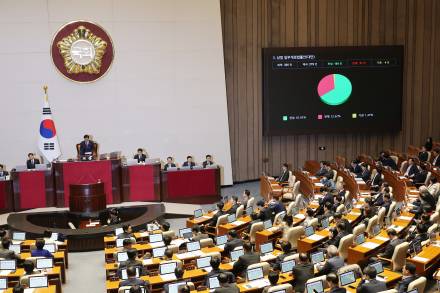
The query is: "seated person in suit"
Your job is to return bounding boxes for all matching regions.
[395,263,418,293]
[26,153,40,169]
[246,212,262,234]
[404,158,419,179]
[31,238,53,258]
[262,271,279,293]
[356,265,387,293]
[163,235,173,247]
[378,228,403,260]
[229,196,240,215]
[418,146,429,162]
[268,195,286,217]
[159,221,172,233]
[118,248,146,276]
[382,193,393,214]
[118,224,134,239]
[322,201,335,219]
[223,230,244,255]
[316,188,335,216]
[134,148,147,163]
[208,202,225,227]
[203,154,215,168]
[316,245,344,276]
[214,273,240,293]
[163,268,188,292]
[118,239,133,252]
[326,222,348,248]
[418,214,432,232]
[273,241,294,270]
[256,200,270,222]
[129,285,149,293]
[378,151,397,170]
[160,248,174,261]
[205,257,235,285]
[163,157,177,170]
[79,134,96,157]
[326,273,347,293]
[358,164,371,182]
[191,225,209,242]
[241,190,252,209]
[232,242,260,276]
[315,161,330,177]
[350,160,362,176]
[370,166,383,188]
[182,156,196,169]
[13,286,25,293]
[413,164,428,185]
[406,223,429,253]
[23,260,40,276]
[119,266,149,288]
[431,148,440,167]
[277,163,289,183]
[0,238,19,260]
[333,212,352,234]
[321,173,336,190]
[292,253,314,293]
[0,164,8,177]
[360,199,377,223]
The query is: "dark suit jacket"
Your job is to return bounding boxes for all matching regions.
[381,157,397,170]
[414,170,427,185]
[329,288,347,293]
[203,160,214,168]
[205,269,235,284]
[373,193,384,206]
[356,279,387,293]
[317,256,345,276]
[352,164,362,175]
[164,163,176,171]
[327,231,349,248]
[229,203,240,215]
[380,238,403,259]
[432,155,440,167]
[292,262,314,293]
[232,252,260,275]
[396,276,417,293]
[278,170,289,182]
[224,238,244,255]
[209,210,224,227]
[26,159,40,169]
[182,161,196,168]
[371,172,383,186]
[406,165,419,178]
[418,151,429,162]
[214,283,240,293]
[0,171,8,177]
[134,154,147,163]
[79,140,95,155]
[0,249,18,260]
[359,169,371,182]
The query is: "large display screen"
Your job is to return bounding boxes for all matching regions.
[263,46,403,135]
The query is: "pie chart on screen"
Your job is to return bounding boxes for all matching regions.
[317,73,352,106]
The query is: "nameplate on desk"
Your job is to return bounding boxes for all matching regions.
[160,274,176,282]
[307,234,324,241]
[374,236,389,242]
[360,242,380,249]
[412,256,429,263]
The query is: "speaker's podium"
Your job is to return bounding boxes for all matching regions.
[69,182,106,216]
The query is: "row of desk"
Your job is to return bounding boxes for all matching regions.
[0,160,221,212]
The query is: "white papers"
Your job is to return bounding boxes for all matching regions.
[143,258,154,265]
[231,220,246,226]
[160,273,176,282]
[314,183,324,187]
[310,176,317,180]
[149,242,165,248]
[0,270,12,276]
[399,176,406,179]
[412,256,429,262]
[246,279,271,289]
[398,216,412,221]
[260,254,277,262]
[139,232,149,237]
[294,214,305,219]
[360,242,380,249]
[374,236,390,242]
[176,250,203,259]
[307,234,324,241]
[350,212,361,216]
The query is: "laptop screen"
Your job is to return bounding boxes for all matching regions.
[117,252,129,262]
[0,260,16,270]
[247,267,264,281]
[43,243,56,253]
[372,224,381,236]
[369,261,384,274]
[216,235,228,246]
[281,259,295,273]
[147,223,160,232]
[321,217,329,229]
[196,256,212,269]
[9,244,21,254]
[179,228,192,238]
[194,209,203,218]
[12,232,26,241]
[230,249,244,262]
[0,278,6,289]
[311,251,324,264]
[228,214,236,223]
[167,281,187,293]
[355,233,365,245]
[160,262,177,275]
[264,220,272,229]
[149,233,163,243]
[306,280,324,293]
[305,226,315,237]
[260,242,273,254]
[36,258,53,269]
[29,276,48,288]
[186,241,201,252]
[208,276,220,289]
[50,233,59,241]
[339,270,356,286]
[412,240,422,254]
[152,246,167,258]
[121,267,140,280]
[114,228,124,236]
[116,238,128,248]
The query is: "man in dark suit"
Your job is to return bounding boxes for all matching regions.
[118,248,146,277]
[316,245,344,276]
[134,148,147,163]
[358,165,371,182]
[228,196,240,215]
[0,239,19,260]
[326,222,348,248]
[163,157,176,170]
[119,266,149,288]
[213,273,239,293]
[327,273,347,293]
[232,242,260,276]
[26,153,40,169]
[333,213,353,233]
[79,135,95,156]
[205,257,235,284]
[370,167,383,187]
[404,158,419,179]
[191,225,209,242]
[203,155,215,168]
[256,200,271,222]
[208,202,225,227]
[277,163,289,183]
[117,224,134,239]
[432,148,440,167]
[291,253,314,293]
[350,160,362,175]
[395,263,418,293]
[418,146,429,162]
[223,230,244,255]
[273,242,294,270]
[356,266,387,293]
[182,156,196,169]
[315,161,330,177]
[0,164,8,178]
[379,152,397,170]
[378,228,403,259]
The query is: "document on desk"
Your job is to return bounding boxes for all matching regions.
[160,273,177,282]
[143,258,154,265]
[398,216,412,221]
[138,232,149,237]
[374,236,390,242]
[314,183,324,187]
[307,234,325,241]
[412,256,429,263]
[24,289,35,293]
[0,270,12,276]
[294,214,305,219]
[232,220,246,226]
[350,212,361,216]
[260,254,277,262]
[360,242,380,249]
[149,241,165,248]
[246,279,271,289]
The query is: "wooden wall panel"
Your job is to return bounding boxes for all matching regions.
[220,0,440,182]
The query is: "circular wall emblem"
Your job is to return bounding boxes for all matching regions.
[51,21,114,83]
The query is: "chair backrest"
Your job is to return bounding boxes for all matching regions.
[377,207,387,227]
[267,284,293,293]
[400,161,408,174]
[366,215,378,236]
[68,222,76,229]
[293,181,301,196]
[332,170,338,182]
[247,197,255,210]
[305,275,328,289]
[352,223,366,239]
[167,244,179,254]
[163,230,175,239]
[216,214,229,229]
[407,276,427,293]
[236,205,244,218]
[427,223,438,234]
[336,204,346,214]
[391,241,409,271]
[287,171,295,187]
[390,155,399,166]
[308,218,319,228]
[336,176,344,191]
[430,212,439,224]
[286,202,295,216]
[294,194,305,210]
[273,212,285,226]
[338,234,354,260]
[247,262,270,276]
[202,251,221,259]
[286,226,304,249]
[337,264,362,278]
[200,238,214,248]
[424,172,432,186]
[386,201,397,220]
[250,222,265,243]
[283,253,299,263]
[19,273,45,288]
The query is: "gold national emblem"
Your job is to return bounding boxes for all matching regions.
[57,25,108,74]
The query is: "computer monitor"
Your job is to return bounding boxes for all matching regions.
[230,249,244,262]
[43,243,56,253]
[194,209,203,219]
[149,233,163,243]
[311,251,324,264]
[9,244,21,254]
[306,280,324,293]
[372,224,381,236]
[412,240,422,254]
[305,226,315,237]
[281,259,295,273]
[355,233,365,245]
[50,233,59,241]
[216,235,228,246]
[208,276,220,289]
[247,267,264,281]
[260,242,274,255]
[369,261,384,274]
[196,256,212,269]
[36,258,53,269]
[227,214,236,223]
[28,276,48,288]
[117,252,129,262]
[121,267,140,280]
[147,223,160,232]
[167,281,187,293]
[321,217,329,229]
[246,206,253,215]
[339,270,356,286]
[12,232,25,241]
[116,238,128,248]
[179,228,192,238]
[160,262,177,275]
[114,228,124,236]
[152,246,167,258]
[264,220,272,229]
[0,278,6,290]
[186,241,201,252]
[0,260,16,270]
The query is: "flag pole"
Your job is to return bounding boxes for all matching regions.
[43,85,48,102]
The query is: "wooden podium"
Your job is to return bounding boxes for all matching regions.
[69,182,106,214]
